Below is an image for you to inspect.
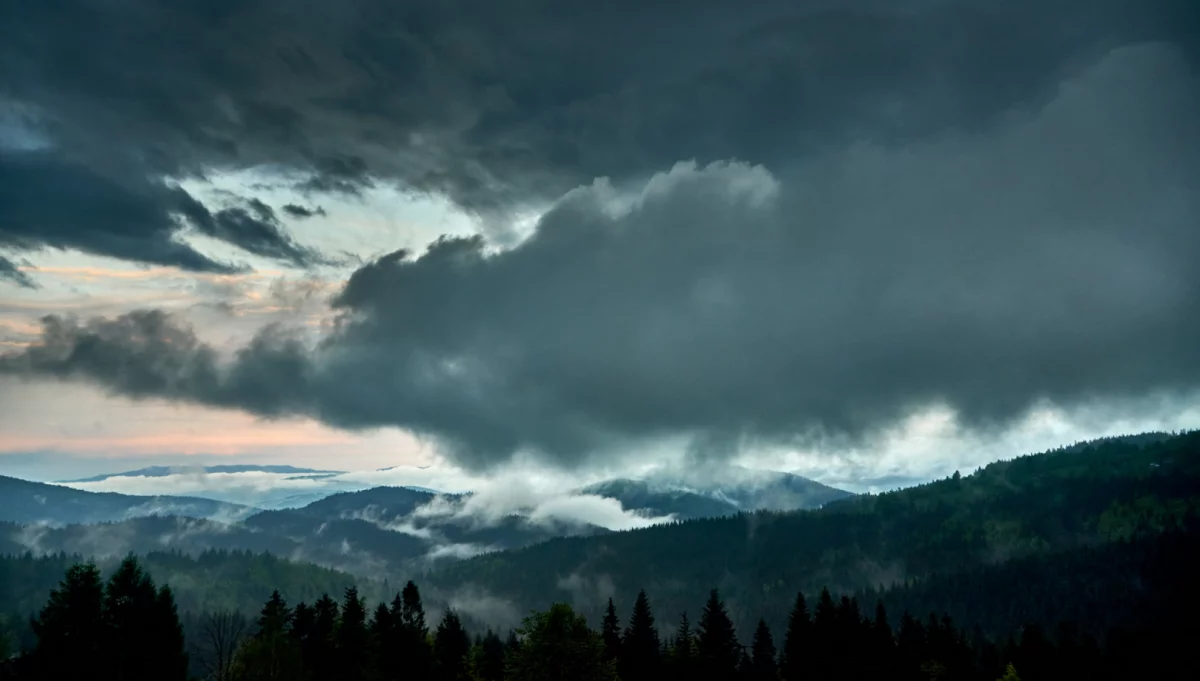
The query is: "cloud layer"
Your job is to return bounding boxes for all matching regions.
[2,2,1198,470]
[4,0,1195,277]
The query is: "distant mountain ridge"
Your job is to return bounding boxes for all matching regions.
[0,475,258,525]
[60,464,344,483]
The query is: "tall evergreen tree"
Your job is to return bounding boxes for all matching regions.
[369,602,394,681]
[396,581,432,681]
[697,589,741,681]
[257,590,292,639]
[600,598,621,662]
[668,612,697,681]
[29,562,104,681]
[306,594,341,681]
[809,588,838,681]
[779,591,811,681]
[433,610,471,681]
[749,619,777,681]
[152,585,189,681]
[621,590,661,681]
[103,556,161,680]
[337,587,369,681]
[236,591,301,681]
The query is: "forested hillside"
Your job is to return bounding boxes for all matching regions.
[425,432,1200,633]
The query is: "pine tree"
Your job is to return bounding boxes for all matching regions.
[235,591,301,681]
[779,591,810,681]
[809,588,838,681]
[337,587,369,681]
[749,619,776,681]
[29,562,105,680]
[397,581,432,681]
[621,590,662,681]
[697,589,741,681]
[369,602,394,681]
[668,612,697,681]
[103,555,161,680]
[257,590,292,639]
[867,601,895,677]
[152,585,189,681]
[434,610,471,681]
[601,597,622,662]
[307,594,341,681]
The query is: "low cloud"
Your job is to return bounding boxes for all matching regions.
[409,472,675,532]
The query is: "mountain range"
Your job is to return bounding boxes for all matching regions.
[0,463,851,578]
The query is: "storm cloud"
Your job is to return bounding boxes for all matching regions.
[3,1,1196,249]
[1,1,1198,469]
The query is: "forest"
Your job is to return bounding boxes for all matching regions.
[2,548,1195,681]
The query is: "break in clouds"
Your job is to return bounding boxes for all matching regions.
[1,1,1198,470]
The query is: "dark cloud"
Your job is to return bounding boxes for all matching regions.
[0,254,36,288]
[282,204,327,219]
[2,2,1198,468]
[0,149,322,278]
[2,0,1195,217]
[4,42,1199,470]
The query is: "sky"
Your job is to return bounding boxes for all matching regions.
[1,0,1199,490]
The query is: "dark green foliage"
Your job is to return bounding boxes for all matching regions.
[433,610,471,681]
[600,597,621,661]
[778,591,810,681]
[27,562,104,680]
[620,590,661,681]
[338,587,369,681]
[505,603,616,681]
[470,630,507,681]
[27,557,187,681]
[666,613,697,681]
[748,619,776,681]
[697,589,741,681]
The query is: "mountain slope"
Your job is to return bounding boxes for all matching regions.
[426,431,1200,632]
[0,475,258,525]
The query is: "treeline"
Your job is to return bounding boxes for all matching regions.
[4,556,1196,681]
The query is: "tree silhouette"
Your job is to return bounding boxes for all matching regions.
[779,591,810,681]
[697,589,740,681]
[621,590,661,681]
[505,603,616,681]
[433,610,470,681]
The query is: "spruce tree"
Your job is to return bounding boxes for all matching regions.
[668,612,697,681]
[809,588,838,681]
[397,581,432,681]
[601,597,621,662]
[308,594,341,681]
[337,587,369,681]
[621,590,661,681]
[749,619,776,681]
[369,602,394,681]
[257,590,292,638]
[697,589,741,681]
[29,562,105,680]
[433,610,471,681]
[151,585,189,681]
[779,591,810,681]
